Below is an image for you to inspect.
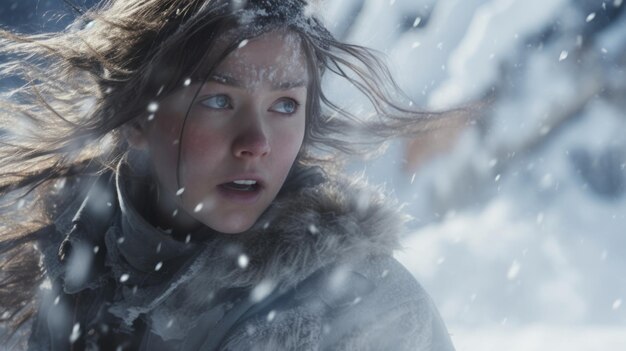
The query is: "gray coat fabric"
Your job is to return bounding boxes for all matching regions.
[28,164,455,350]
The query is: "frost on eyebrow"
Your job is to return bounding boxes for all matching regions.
[237,8,269,26]
[216,33,308,89]
[235,2,320,29]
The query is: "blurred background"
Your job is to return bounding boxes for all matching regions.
[320,1,626,350]
[2,0,625,350]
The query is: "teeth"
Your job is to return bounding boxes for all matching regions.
[232,180,257,185]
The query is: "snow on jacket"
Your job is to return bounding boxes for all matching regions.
[28,163,455,350]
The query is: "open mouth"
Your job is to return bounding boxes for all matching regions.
[219,180,261,192]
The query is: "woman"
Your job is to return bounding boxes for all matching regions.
[0,0,457,349]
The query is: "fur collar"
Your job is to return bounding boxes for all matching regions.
[51,166,409,340]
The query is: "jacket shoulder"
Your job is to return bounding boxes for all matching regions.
[320,255,456,351]
[217,255,455,351]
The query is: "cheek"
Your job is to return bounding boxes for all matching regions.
[272,121,305,166]
[178,121,228,178]
[184,120,221,150]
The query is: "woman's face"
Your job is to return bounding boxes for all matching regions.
[135,31,308,234]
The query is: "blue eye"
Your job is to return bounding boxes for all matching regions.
[270,98,299,115]
[200,94,231,109]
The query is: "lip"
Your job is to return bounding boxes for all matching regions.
[216,173,265,204]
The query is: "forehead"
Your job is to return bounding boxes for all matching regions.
[213,31,308,85]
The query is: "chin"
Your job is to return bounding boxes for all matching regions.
[207,216,257,234]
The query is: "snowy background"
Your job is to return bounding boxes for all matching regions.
[2,0,625,350]
[319,0,626,350]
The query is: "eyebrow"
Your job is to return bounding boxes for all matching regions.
[209,73,307,91]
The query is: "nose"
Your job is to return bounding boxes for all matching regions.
[232,117,271,159]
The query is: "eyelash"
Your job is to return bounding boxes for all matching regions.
[271,98,300,115]
[199,95,301,115]
[200,94,232,109]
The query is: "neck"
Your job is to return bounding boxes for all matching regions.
[149,182,204,239]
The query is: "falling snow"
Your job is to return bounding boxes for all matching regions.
[1,1,624,350]
[69,323,81,343]
[238,254,249,269]
[267,310,276,322]
[612,299,622,310]
[156,85,165,96]
[194,203,203,212]
[147,101,159,113]
[328,0,626,348]
[507,260,521,280]
[238,39,249,48]
[536,212,544,224]
[250,280,275,302]
[307,224,319,235]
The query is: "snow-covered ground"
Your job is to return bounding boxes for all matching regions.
[451,325,626,350]
[323,0,626,349]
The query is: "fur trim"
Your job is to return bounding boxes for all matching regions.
[213,175,407,288]
[114,175,409,340]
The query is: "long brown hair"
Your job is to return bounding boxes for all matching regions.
[0,0,464,335]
